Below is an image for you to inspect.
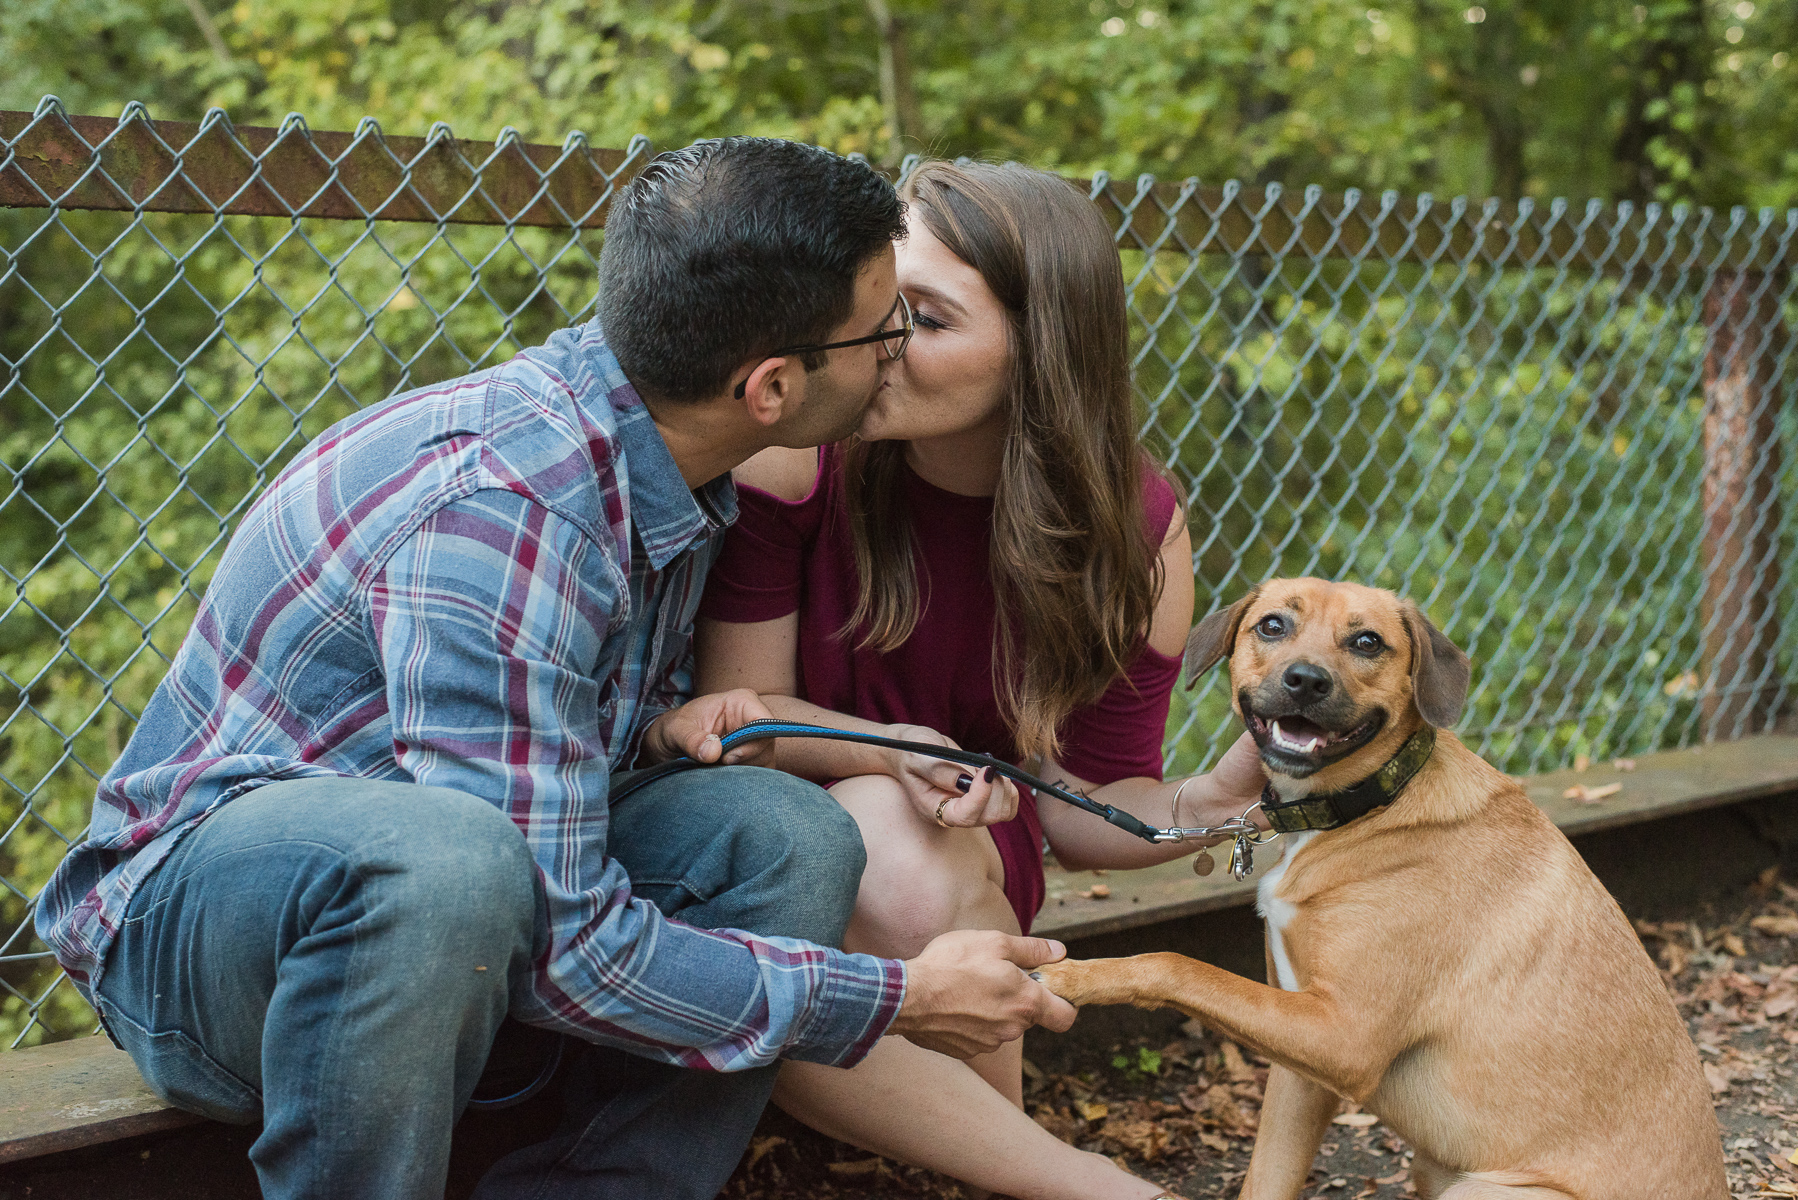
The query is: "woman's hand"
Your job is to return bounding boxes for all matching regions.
[1206,730,1267,817]
[881,723,1019,829]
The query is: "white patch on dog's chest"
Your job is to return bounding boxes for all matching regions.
[1255,830,1317,992]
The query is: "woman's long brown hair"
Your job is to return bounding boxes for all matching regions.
[840,160,1167,763]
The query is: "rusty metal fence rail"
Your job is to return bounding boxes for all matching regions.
[3,97,1796,1046]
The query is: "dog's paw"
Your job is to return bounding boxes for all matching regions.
[1030,958,1105,1007]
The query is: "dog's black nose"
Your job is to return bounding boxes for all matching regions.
[1282,660,1333,701]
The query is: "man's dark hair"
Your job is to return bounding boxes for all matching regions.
[596,137,905,404]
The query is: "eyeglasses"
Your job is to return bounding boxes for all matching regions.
[734,293,913,399]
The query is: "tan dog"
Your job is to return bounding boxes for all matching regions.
[1034,579,1725,1199]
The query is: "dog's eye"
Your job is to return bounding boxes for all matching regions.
[1255,615,1287,639]
[1349,631,1385,655]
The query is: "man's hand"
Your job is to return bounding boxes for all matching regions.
[888,929,1076,1059]
[640,689,778,768]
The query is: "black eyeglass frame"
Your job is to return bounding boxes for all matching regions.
[733,293,912,399]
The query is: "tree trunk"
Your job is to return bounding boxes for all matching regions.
[1612,0,1708,205]
[1699,270,1788,740]
[865,0,922,167]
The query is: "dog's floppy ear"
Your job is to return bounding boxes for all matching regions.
[1183,588,1259,690]
[1401,602,1471,727]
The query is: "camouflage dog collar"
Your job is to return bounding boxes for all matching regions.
[1258,726,1437,835]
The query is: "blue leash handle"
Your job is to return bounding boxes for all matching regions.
[610,718,1161,843]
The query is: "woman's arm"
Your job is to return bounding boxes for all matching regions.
[1037,510,1265,871]
[1037,731,1264,871]
[695,613,1018,827]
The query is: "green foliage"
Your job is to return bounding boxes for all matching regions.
[1110,1045,1163,1076]
[4,0,1797,204]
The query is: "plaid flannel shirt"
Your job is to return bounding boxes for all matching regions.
[35,318,904,1071]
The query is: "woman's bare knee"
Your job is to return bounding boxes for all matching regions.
[829,774,1016,958]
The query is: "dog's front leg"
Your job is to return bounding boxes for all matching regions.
[1239,1063,1337,1200]
[1034,954,1387,1101]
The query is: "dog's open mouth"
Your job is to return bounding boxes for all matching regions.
[1242,704,1385,775]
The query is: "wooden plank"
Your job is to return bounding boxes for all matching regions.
[0,1034,203,1163]
[1036,732,1798,941]
[7,109,1793,277]
[0,108,639,228]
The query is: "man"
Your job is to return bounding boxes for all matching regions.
[35,137,1075,1200]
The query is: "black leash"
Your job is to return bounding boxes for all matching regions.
[610,718,1166,842]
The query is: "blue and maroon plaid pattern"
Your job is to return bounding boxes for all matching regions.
[36,318,903,1071]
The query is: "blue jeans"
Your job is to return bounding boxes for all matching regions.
[93,767,866,1200]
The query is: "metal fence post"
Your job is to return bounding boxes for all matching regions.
[1699,269,1788,740]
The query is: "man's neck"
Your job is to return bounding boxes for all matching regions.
[646,398,761,490]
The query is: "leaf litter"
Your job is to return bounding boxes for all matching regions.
[719,868,1798,1199]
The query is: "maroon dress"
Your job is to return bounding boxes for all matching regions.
[698,445,1180,933]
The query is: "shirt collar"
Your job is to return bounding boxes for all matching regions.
[578,320,738,570]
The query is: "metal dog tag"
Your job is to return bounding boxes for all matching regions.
[1192,849,1215,876]
[1229,834,1254,880]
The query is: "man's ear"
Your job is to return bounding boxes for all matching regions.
[737,356,798,427]
[1183,588,1259,690]
[1401,602,1471,727]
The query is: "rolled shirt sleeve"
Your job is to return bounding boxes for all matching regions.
[368,489,903,1069]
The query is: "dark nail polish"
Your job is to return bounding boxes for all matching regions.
[982,766,996,783]
[955,774,973,793]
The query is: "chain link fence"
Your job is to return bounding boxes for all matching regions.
[4,99,1796,1047]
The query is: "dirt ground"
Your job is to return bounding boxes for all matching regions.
[717,868,1798,1200]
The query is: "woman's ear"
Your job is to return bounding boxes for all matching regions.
[1183,588,1259,690]
[1401,602,1471,727]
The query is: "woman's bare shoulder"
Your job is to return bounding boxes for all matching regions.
[732,446,823,501]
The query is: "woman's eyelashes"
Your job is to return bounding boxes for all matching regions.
[910,308,949,331]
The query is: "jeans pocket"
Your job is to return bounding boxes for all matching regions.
[93,996,262,1125]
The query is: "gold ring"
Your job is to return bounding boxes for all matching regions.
[935,797,952,828]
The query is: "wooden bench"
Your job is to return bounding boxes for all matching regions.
[6,732,1798,1176]
[1035,732,1798,941]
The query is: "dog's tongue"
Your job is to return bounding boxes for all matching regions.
[1271,719,1325,755]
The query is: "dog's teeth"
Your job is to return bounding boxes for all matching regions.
[1271,720,1323,754]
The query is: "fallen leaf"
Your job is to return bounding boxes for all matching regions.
[1219,1039,1256,1082]
[1773,992,1798,1019]
[1753,915,1798,937]
[1723,932,1749,958]
[1612,758,1637,771]
[1198,1131,1231,1152]
[1098,1118,1170,1162]
[1332,1112,1380,1127]
[827,1159,883,1177]
[1075,1100,1110,1122]
[1703,1062,1731,1094]
[1375,1169,1410,1185]
[1080,884,1113,900]
[1202,1085,1257,1136]
[1562,781,1622,803]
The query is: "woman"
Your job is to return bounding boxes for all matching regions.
[695,160,1264,1199]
